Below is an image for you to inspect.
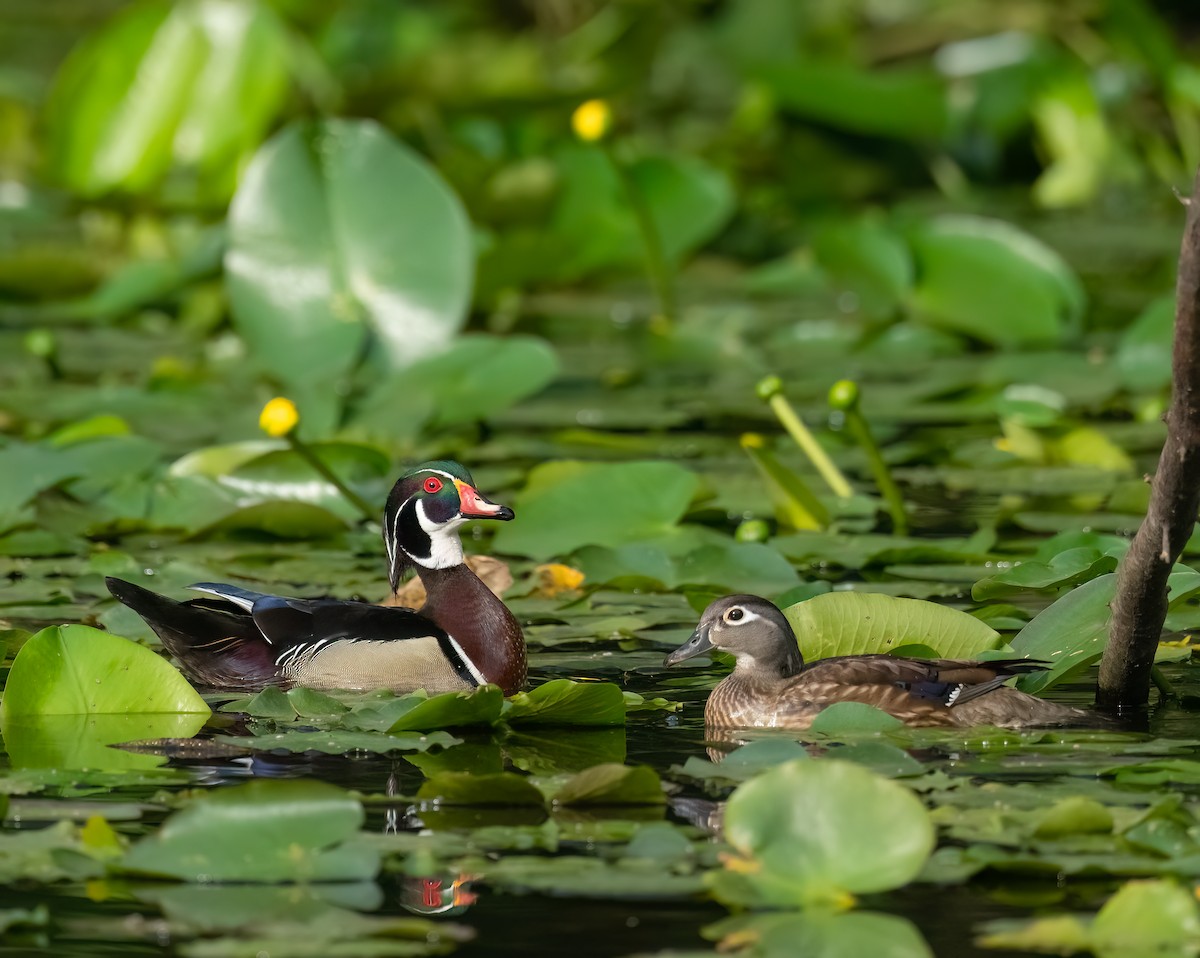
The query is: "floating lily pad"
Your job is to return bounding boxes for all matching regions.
[226,118,473,419]
[2,625,210,717]
[120,779,378,882]
[711,759,935,907]
[979,879,1200,955]
[708,910,934,958]
[504,679,625,726]
[417,771,545,807]
[784,592,1005,661]
[3,712,209,771]
[493,460,700,560]
[551,764,665,806]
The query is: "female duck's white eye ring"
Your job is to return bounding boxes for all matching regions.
[423,476,443,494]
[725,607,745,623]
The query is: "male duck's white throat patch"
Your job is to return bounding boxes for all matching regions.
[412,500,466,569]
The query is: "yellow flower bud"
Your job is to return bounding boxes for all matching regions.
[259,397,298,437]
[572,99,612,142]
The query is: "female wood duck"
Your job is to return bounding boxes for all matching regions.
[664,595,1089,729]
[106,460,526,695]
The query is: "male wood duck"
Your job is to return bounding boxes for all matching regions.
[106,461,526,695]
[664,595,1089,729]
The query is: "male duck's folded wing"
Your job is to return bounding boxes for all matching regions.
[247,596,449,648]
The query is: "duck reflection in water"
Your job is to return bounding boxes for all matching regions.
[399,874,478,917]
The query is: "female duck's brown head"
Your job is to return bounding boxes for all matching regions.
[664,594,804,679]
[383,460,513,589]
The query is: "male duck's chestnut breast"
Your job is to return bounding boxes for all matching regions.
[284,637,475,693]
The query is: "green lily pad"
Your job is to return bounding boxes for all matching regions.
[226,118,472,415]
[676,739,811,785]
[504,679,625,726]
[784,592,1005,661]
[383,687,506,732]
[808,701,905,734]
[47,0,291,200]
[493,460,700,560]
[1,625,209,717]
[120,779,378,882]
[417,771,545,807]
[711,759,935,907]
[1009,574,1116,692]
[551,764,665,806]
[979,879,1200,955]
[973,548,1121,601]
[3,713,209,771]
[907,215,1083,346]
[708,910,934,958]
[236,730,461,755]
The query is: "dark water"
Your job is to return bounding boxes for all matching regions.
[2,656,1193,958]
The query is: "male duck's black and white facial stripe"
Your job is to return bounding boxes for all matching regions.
[382,462,514,590]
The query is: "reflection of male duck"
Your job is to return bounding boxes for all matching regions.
[107,461,527,695]
[666,595,1091,729]
[399,875,478,917]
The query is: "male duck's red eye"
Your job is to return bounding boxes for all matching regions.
[423,476,443,493]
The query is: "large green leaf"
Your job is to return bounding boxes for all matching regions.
[755,59,948,140]
[225,118,473,394]
[783,592,1005,662]
[1,625,210,717]
[417,771,545,807]
[551,764,666,806]
[1005,568,1199,691]
[349,334,559,440]
[340,686,506,733]
[1009,574,1116,693]
[1116,295,1174,392]
[551,146,734,279]
[907,215,1084,347]
[711,759,935,907]
[120,780,378,882]
[708,911,934,958]
[503,679,626,726]
[47,0,291,199]
[979,879,1200,955]
[3,713,209,771]
[492,460,701,560]
[811,216,914,319]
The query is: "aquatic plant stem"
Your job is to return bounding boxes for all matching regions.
[757,376,853,499]
[602,142,677,323]
[1151,665,1178,701]
[1100,165,1200,710]
[829,380,909,535]
[285,434,376,524]
[741,433,829,530]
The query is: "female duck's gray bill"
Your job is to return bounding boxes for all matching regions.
[664,625,713,667]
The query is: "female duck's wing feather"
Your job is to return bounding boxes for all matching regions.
[787,654,1053,712]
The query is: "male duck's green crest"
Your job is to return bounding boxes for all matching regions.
[383,460,513,589]
[107,460,525,695]
[666,594,1092,730]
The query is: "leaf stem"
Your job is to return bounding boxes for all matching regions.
[285,434,376,523]
[757,377,853,499]
[829,380,909,535]
[602,142,677,323]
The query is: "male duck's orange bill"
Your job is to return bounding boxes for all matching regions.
[454,480,514,521]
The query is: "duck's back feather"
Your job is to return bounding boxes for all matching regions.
[705,653,1085,730]
[105,577,478,693]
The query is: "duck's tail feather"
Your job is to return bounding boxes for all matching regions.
[105,577,277,690]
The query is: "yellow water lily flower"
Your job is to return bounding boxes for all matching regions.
[259,397,299,437]
[572,99,612,142]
